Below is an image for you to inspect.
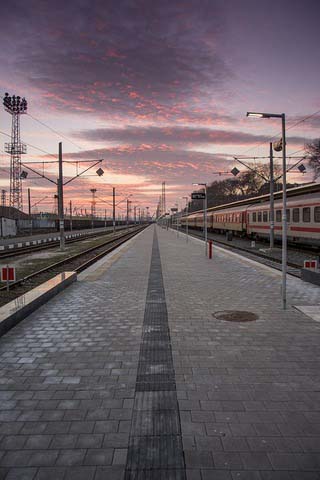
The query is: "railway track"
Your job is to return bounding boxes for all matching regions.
[0,226,132,259]
[175,228,303,277]
[0,226,147,307]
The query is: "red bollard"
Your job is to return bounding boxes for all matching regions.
[208,240,213,259]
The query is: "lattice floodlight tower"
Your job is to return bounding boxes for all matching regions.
[3,92,28,210]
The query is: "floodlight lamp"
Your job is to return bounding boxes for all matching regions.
[96,167,104,177]
[231,167,240,176]
[246,112,264,118]
[20,170,28,179]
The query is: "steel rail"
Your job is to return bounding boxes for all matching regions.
[0,226,133,259]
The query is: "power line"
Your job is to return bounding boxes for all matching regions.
[288,109,320,131]
[27,112,85,152]
[0,94,87,153]
[0,130,102,174]
[0,129,57,158]
[236,108,320,157]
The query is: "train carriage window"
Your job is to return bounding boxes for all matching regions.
[286,209,290,222]
[252,212,256,222]
[292,208,300,222]
[263,211,268,222]
[257,211,262,222]
[314,206,320,223]
[303,207,311,222]
[276,210,281,222]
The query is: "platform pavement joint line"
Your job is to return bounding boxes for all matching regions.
[125,229,186,480]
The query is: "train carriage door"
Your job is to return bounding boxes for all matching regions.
[242,210,247,231]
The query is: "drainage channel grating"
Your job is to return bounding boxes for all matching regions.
[125,229,186,479]
[213,310,258,322]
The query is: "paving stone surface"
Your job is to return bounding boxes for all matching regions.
[0,224,320,479]
[0,227,154,479]
[157,226,320,479]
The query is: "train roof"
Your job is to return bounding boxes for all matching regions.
[188,182,320,216]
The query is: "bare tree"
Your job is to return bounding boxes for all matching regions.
[305,139,320,179]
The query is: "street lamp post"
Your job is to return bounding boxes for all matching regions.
[246,111,287,309]
[193,183,207,255]
[269,142,275,249]
[58,142,65,250]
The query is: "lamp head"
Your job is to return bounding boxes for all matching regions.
[246,112,264,118]
[246,111,283,119]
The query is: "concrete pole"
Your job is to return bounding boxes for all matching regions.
[28,188,31,216]
[69,200,72,232]
[281,114,287,309]
[186,202,189,243]
[204,184,208,256]
[112,187,116,232]
[58,142,65,251]
[28,188,32,235]
[269,142,274,249]
[176,203,179,238]
[126,199,129,226]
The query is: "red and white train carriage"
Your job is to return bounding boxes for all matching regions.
[180,183,320,247]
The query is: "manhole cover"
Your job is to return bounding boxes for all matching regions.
[213,310,258,322]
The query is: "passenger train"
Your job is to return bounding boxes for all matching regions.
[179,183,320,248]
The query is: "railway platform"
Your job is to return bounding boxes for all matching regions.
[0,225,129,251]
[0,225,319,479]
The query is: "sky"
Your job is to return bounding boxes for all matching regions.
[1,0,320,216]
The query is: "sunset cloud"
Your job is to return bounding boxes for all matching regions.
[74,125,306,148]
[1,0,230,123]
[0,0,319,213]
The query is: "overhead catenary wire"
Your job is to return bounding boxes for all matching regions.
[0,129,57,159]
[235,108,320,158]
[0,109,137,213]
[26,112,85,152]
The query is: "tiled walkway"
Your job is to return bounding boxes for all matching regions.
[158,226,320,480]
[0,225,319,479]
